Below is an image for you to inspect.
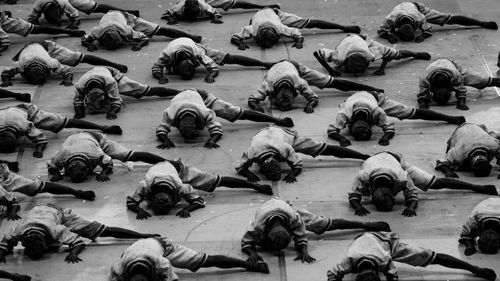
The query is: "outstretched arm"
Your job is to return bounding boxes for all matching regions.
[65,244,85,264]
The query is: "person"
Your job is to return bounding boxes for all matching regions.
[81,11,201,52]
[0,203,160,263]
[28,0,139,29]
[0,270,31,281]
[378,2,498,43]
[152,37,272,84]
[73,66,180,120]
[48,131,170,183]
[126,160,273,219]
[349,151,498,218]
[1,42,75,86]
[0,10,85,55]
[242,198,391,265]
[156,88,293,149]
[326,231,497,281]
[230,8,361,49]
[0,88,31,103]
[418,58,500,110]
[108,237,269,281]
[327,91,466,147]
[459,197,500,256]
[236,126,370,183]
[0,103,122,158]
[249,60,384,113]
[436,123,500,178]
[0,163,96,211]
[313,33,431,76]
[161,0,279,24]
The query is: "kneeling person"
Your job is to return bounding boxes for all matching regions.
[236,126,370,183]
[0,204,159,263]
[127,160,272,219]
[156,88,293,149]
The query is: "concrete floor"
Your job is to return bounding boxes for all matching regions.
[0,0,499,280]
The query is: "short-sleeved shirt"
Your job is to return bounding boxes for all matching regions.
[241,198,308,250]
[126,160,217,209]
[28,0,80,23]
[156,89,222,138]
[231,8,303,42]
[316,34,400,66]
[0,103,68,145]
[236,126,327,172]
[327,91,394,136]
[349,152,436,204]
[74,66,124,110]
[109,238,208,281]
[250,61,318,106]
[327,232,436,280]
[48,131,133,173]
[438,123,500,170]
[459,197,500,243]
[0,204,90,253]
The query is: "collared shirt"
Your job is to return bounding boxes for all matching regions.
[378,2,431,37]
[164,0,219,19]
[48,131,114,172]
[28,0,80,23]
[418,59,466,103]
[7,43,71,79]
[85,11,149,44]
[152,37,219,77]
[460,197,500,242]
[231,8,303,42]
[251,61,318,105]
[126,161,205,209]
[156,89,222,137]
[0,103,67,145]
[349,152,418,204]
[109,238,208,281]
[316,34,399,66]
[439,123,500,170]
[327,91,394,135]
[241,198,307,250]
[236,126,303,172]
[0,204,84,253]
[74,66,123,110]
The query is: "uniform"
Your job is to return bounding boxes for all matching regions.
[0,14,35,49]
[418,59,492,105]
[437,123,500,171]
[378,2,452,38]
[164,0,221,19]
[126,160,221,209]
[236,126,327,172]
[0,204,105,253]
[0,163,45,197]
[0,103,68,145]
[460,197,500,244]
[28,0,80,23]
[74,66,150,113]
[152,37,228,77]
[231,8,308,42]
[85,11,159,44]
[250,61,324,107]
[349,152,436,205]
[327,91,395,136]
[156,89,243,138]
[48,131,133,173]
[3,42,72,80]
[316,33,400,67]
[327,232,436,280]
[109,238,208,281]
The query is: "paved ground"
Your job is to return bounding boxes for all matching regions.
[0,0,499,280]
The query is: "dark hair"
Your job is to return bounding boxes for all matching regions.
[0,132,17,153]
[397,24,415,42]
[372,187,395,212]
